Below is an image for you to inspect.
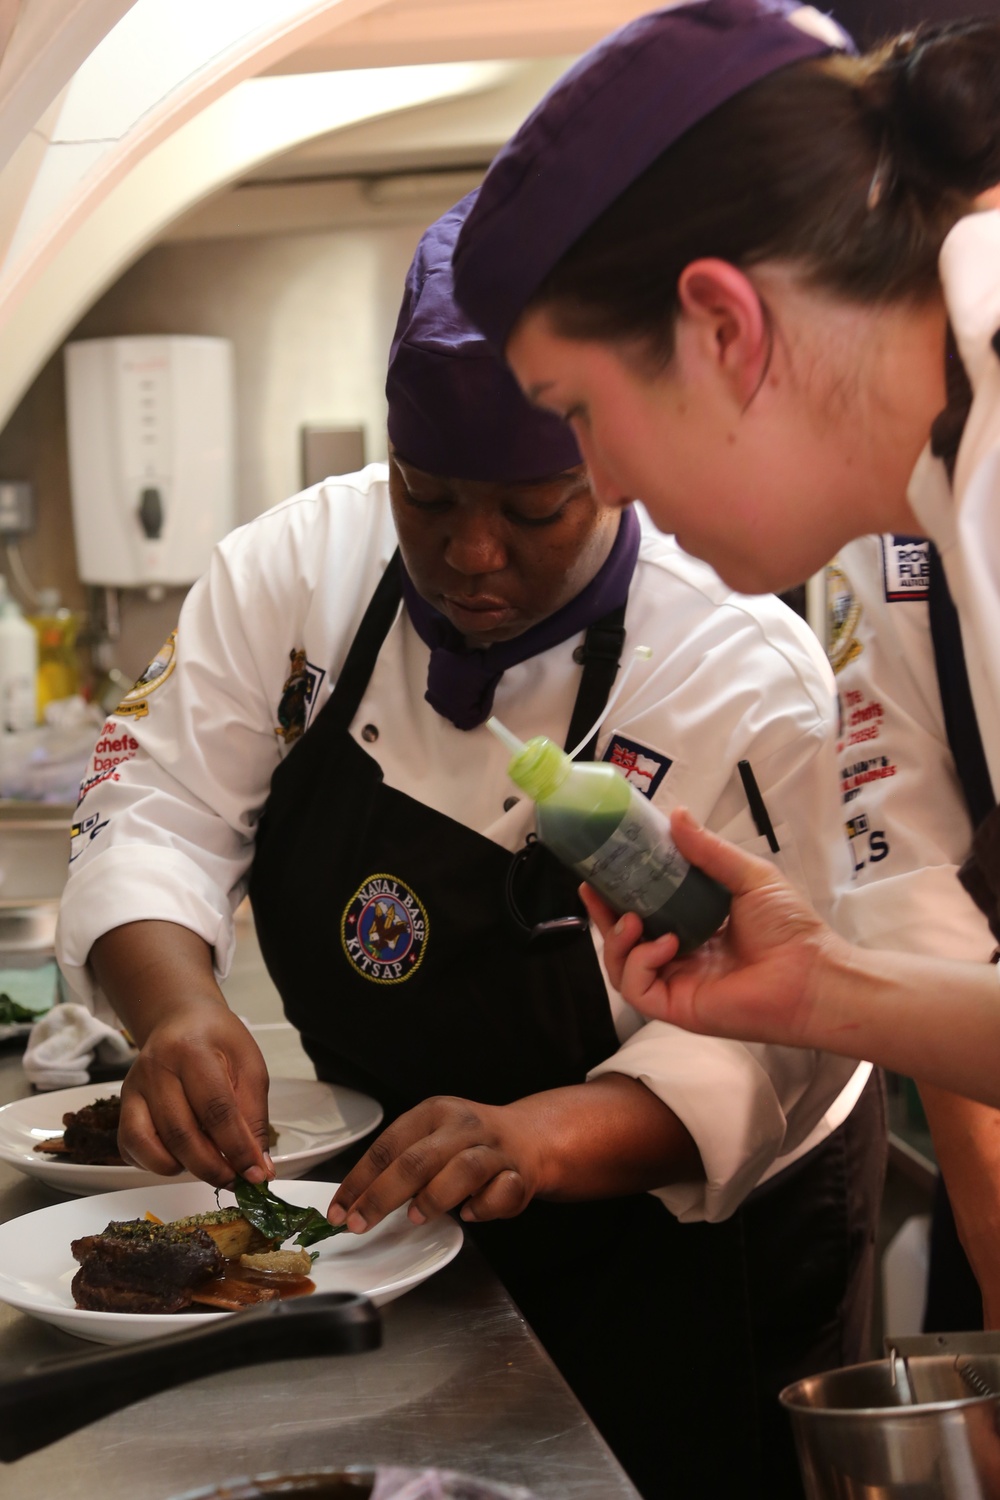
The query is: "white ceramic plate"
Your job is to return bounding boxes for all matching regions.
[0,1078,383,1194]
[0,1178,463,1344]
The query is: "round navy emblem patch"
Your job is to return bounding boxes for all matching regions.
[341,873,429,985]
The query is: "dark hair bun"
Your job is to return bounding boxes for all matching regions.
[874,19,1000,196]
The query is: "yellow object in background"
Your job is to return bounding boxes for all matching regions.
[28,590,80,718]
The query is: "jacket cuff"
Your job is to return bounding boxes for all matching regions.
[588,1025,792,1223]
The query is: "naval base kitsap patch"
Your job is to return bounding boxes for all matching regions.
[341,873,428,984]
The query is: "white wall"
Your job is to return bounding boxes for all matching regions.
[0,209,436,677]
[72,222,426,522]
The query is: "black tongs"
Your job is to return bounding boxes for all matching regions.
[0,1290,380,1462]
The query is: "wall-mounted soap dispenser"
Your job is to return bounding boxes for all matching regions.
[64,336,236,590]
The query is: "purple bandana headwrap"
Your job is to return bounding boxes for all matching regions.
[453,0,854,350]
[401,505,641,731]
[386,191,581,481]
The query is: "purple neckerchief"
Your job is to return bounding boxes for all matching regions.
[399,505,641,730]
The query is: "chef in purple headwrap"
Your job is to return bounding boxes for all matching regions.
[60,194,881,1499]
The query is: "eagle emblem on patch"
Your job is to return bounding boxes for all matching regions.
[602,734,671,797]
[275,647,324,744]
[341,873,429,985]
[115,630,177,718]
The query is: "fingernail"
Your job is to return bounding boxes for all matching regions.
[408,1204,426,1226]
[460,1204,477,1222]
[614,918,626,935]
[263,1152,275,1177]
[327,1203,347,1226]
[347,1209,367,1233]
[244,1165,267,1185]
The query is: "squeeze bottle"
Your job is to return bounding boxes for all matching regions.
[0,576,38,732]
[488,718,730,954]
[29,588,80,717]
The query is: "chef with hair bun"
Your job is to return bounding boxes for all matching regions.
[452,0,1000,1110]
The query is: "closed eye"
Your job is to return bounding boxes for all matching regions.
[507,506,567,529]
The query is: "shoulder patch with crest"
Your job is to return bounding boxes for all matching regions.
[115,631,177,719]
[826,562,863,674]
[881,535,929,602]
[275,647,324,745]
[602,735,671,798]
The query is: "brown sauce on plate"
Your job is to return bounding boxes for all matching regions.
[192,1264,316,1311]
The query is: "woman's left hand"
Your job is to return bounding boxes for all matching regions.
[327,1095,544,1232]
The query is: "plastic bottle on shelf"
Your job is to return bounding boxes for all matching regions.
[488,717,731,954]
[28,588,80,719]
[0,575,38,731]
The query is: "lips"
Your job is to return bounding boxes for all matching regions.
[441,594,520,636]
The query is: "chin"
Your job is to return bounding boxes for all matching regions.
[675,537,800,597]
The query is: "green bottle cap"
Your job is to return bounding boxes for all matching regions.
[485,717,573,802]
[505,735,571,802]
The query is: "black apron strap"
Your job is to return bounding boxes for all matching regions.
[324,549,405,733]
[563,603,627,762]
[925,541,1000,942]
[926,541,995,828]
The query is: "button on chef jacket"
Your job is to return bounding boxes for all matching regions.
[57,467,868,1223]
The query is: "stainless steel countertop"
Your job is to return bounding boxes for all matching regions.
[0,1042,640,1500]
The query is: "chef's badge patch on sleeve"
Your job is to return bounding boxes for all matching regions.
[602,735,671,798]
[115,631,177,718]
[341,874,428,985]
[275,647,324,745]
[826,562,863,674]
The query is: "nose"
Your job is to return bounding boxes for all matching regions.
[443,514,507,577]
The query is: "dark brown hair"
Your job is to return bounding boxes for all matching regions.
[531,19,1000,364]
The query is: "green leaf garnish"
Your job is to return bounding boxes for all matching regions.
[229,1176,345,1248]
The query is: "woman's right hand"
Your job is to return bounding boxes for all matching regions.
[117,1001,273,1187]
[581,807,846,1050]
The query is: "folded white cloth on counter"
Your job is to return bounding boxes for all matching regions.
[22,1003,136,1090]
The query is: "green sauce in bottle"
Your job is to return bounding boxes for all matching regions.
[490,721,730,955]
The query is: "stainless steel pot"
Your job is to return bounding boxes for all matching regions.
[780,1352,1000,1498]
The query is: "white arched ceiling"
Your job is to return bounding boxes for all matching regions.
[0,0,650,432]
[267,0,657,71]
[0,0,138,176]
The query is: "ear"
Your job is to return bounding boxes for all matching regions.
[675,259,770,407]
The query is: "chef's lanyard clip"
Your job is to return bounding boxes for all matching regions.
[505,833,589,948]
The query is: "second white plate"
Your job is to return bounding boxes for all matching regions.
[0,1078,383,1194]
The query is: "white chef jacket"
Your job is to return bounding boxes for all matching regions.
[57,467,867,1222]
[908,210,1000,798]
[826,534,995,963]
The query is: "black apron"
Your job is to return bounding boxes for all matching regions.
[249,556,881,1500]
